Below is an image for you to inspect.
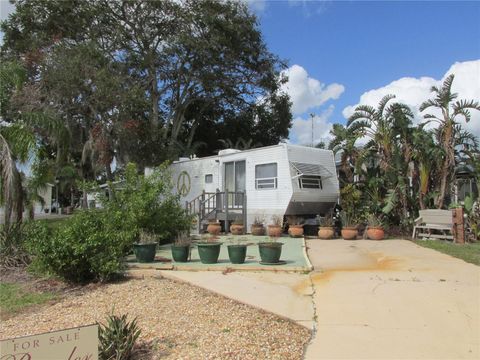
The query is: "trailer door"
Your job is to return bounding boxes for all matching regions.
[224,160,245,206]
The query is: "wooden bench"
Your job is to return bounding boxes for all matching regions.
[412,209,454,240]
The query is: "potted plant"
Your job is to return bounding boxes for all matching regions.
[171,232,191,262]
[133,230,157,263]
[207,219,221,235]
[197,234,223,264]
[258,234,284,264]
[251,215,265,236]
[288,217,304,238]
[318,214,335,239]
[267,215,283,237]
[340,212,358,240]
[366,213,385,240]
[227,237,248,264]
[230,219,244,235]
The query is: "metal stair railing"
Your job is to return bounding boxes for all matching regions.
[186,189,247,233]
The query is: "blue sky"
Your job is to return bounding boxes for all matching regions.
[251,0,480,144]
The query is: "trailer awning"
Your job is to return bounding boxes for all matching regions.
[290,162,335,179]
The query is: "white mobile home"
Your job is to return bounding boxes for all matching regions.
[146,144,339,232]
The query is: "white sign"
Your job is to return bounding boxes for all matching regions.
[0,324,98,360]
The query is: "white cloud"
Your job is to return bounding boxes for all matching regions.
[282,64,345,115]
[287,0,330,16]
[289,105,335,145]
[242,0,267,14]
[343,59,480,138]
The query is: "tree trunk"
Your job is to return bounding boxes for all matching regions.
[82,189,88,209]
[150,71,160,128]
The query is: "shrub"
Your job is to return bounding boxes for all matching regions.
[99,313,141,360]
[28,210,134,283]
[102,163,192,242]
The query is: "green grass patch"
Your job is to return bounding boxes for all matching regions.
[0,283,54,316]
[413,240,480,266]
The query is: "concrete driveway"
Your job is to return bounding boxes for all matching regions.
[304,239,479,359]
[156,239,479,359]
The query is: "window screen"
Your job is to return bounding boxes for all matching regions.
[299,175,322,189]
[205,174,213,183]
[255,163,277,189]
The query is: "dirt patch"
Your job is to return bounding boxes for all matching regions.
[0,267,70,294]
[0,276,310,360]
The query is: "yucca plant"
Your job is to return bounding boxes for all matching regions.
[98,313,141,360]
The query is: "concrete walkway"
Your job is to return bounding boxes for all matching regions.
[156,239,479,359]
[305,239,479,359]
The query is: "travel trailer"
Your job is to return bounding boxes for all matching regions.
[146,143,340,233]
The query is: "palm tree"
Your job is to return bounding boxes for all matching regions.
[411,127,442,210]
[420,74,480,208]
[0,61,56,225]
[0,133,22,226]
[328,124,360,184]
[347,95,414,173]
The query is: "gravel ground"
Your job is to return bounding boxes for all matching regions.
[0,276,311,359]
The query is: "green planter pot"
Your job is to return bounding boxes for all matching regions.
[197,242,223,264]
[133,243,157,263]
[171,245,190,262]
[227,244,247,264]
[258,242,284,264]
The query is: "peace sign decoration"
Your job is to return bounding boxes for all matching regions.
[177,171,191,196]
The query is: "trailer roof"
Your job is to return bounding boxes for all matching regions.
[172,143,333,164]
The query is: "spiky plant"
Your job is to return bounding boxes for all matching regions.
[98,313,141,360]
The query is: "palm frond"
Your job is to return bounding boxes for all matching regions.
[377,94,396,115]
[419,99,438,112]
[440,74,455,97]
[382,187,398,214]
[453,108,472,123]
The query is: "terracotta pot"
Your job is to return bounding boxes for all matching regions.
[230,224,244,235]
[267,225,282,237]
[367,227,385,240]
[207,223,221,235]
[289,225,304,238]
[251,224,265,236]
[341,227,358,240]
[318,226,335,239]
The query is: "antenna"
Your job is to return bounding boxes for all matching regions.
[310,113,315,147]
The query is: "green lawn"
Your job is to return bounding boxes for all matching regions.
[413,240,480,266]
[0,283,55,316]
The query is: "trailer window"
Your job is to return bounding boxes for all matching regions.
[255,163,277,189]
[299,176,322,189]
[205,174,213,183]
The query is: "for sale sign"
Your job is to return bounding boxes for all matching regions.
[0,324,98,360]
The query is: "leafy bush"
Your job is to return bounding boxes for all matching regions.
[27,210,134,282]
[102,163,192,242]
[99,313,141,360]
[25,162,192,283]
